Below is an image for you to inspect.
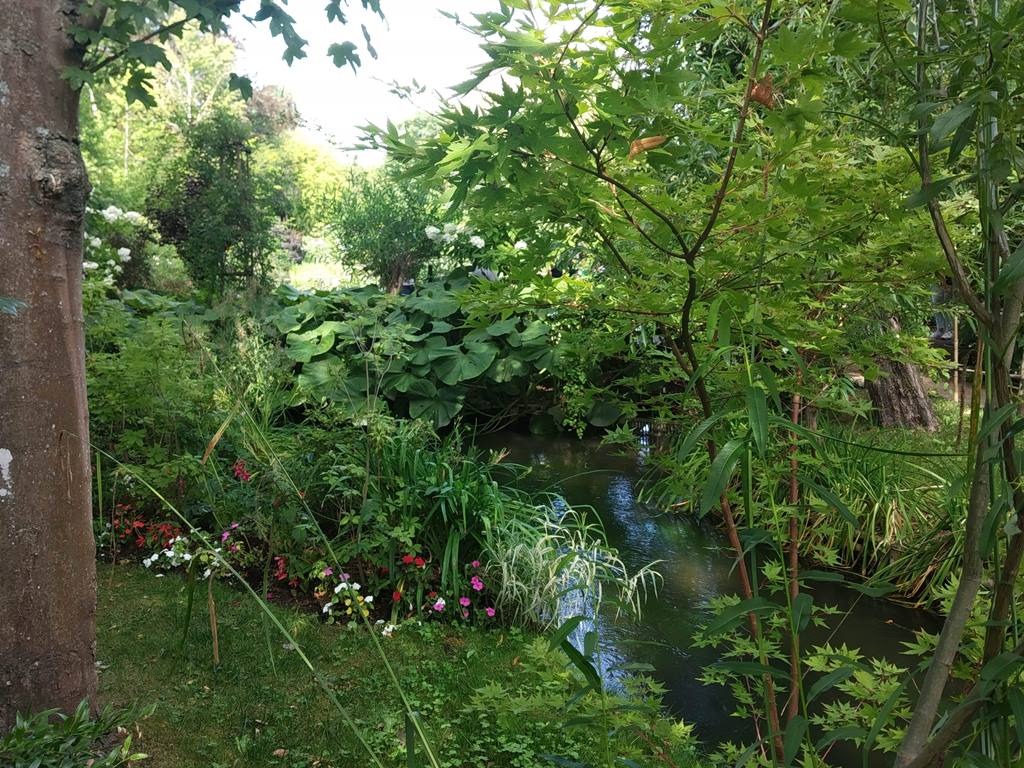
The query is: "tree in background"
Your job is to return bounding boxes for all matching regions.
[331,166,443,292]
[147,111,277,293]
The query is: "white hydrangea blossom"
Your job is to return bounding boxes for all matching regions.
[117,247,131,262]
[469,235,485,249]
[514,240,528,250]
[424,225,441,240]
[82,261,99,271]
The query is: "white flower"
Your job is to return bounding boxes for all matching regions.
[113,264,123,273]
[441,233,456,244]
[101,205,123,222]
[351,582,360,591]
[82,261,99,271]
[334,582,345,594]
[117,247,131,262]
[182,552,192,561]
[322,603,333,613]
[514,240,528,250]
[203,568,212,579]
[124,211,144,224]
[443,222,458,235]
[89,237,101,248]
[364,595,374,604]
[424,225,441,240]
[381,623,396,637]
[469,235,485,249]
[102,275,115,286]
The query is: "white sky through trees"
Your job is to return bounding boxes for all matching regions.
[229,1,494,163]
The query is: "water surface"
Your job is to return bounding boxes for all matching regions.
[478,432,940,754]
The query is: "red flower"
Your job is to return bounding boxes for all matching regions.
[392,590,402,603]
[233,459,251,482]
[401,554,415,565]
[414,556,425,568]
[273,555,288,581]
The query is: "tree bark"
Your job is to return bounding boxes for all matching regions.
[866,321,939,431]
[0,0,96,729]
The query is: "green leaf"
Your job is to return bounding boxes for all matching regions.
[228,73,253,100]
[549,616,586,650]
[790,592,814,634]
[930,99,978,142]
[559,639,602,690]
[587,401,622,427]
[486,317,518,336]
[783,715,807,766]
[710,660,790,681]
[804,479,858,527]
[806,667,855,704]
[700,437,746,516]
[328,41,361,72]
[904,176,959,208]
[408,389,463,427]
[745,386,768,457]
[703,597,775,636]
[992,242,1024,297]
[676,412,727,461]
[433,343,498,385]
[1008,687,1024,748]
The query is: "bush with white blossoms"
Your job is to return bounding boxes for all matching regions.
[82,204,161,289]
[424,222,487,251]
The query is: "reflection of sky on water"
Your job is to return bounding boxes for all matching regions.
[475,432,940,760]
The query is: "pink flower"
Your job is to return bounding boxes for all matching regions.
[470,576,484,592]
[432,598,446,612]
[230,522,239,529]
[462,609,469,619]
[220,530,231,542]
[459,596,471,607]
[471,560,481,568]
[485,607,496,618]
[323,567,334,577]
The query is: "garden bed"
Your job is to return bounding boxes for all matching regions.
[96,563,698,768]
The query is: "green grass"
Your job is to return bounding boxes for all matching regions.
[96,563,539,768]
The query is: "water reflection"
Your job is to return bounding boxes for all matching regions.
[477,432,940,757]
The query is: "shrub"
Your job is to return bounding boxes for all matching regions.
[0,700,149,768]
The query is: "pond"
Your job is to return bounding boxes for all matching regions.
[477,431,940,760]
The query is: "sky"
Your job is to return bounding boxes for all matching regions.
[228,1,496,163]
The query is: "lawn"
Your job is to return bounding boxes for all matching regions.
[96,563,540,768]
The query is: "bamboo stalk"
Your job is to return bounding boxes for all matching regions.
[208,576,220,666]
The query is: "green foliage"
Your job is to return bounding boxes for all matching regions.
[96,564,700,768]
[147,112,278,293]
[0,699,150,768]
[275,274,562,428]
[330,167,445,292]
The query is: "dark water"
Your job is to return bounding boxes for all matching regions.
[477,432,940,755]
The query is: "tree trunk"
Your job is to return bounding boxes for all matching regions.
[866,320,939,431]
[867,358,939,431]
[0,0,96,729]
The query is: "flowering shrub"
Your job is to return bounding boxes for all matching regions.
[83,204,161,289]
